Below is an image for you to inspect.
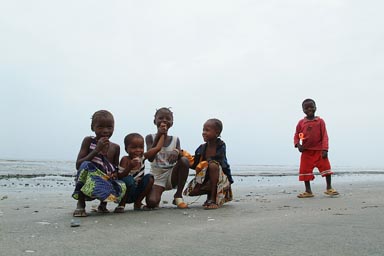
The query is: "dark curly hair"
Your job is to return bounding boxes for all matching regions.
[302,98,316,107]
[207,118,223,136]
[91,110,114,131]
[154,107,173,118]
[124,133,144,147]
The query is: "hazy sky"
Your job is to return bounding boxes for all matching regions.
[1,1,383,168]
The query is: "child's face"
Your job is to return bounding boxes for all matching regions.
[126,137,145,158]
[92,117,114,139]
[202,121,219,142]
[302,101,316,118]
[154,110,173,129]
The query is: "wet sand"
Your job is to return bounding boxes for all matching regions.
[0,176,383,256]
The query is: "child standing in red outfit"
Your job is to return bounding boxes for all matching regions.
[294,99,339,198]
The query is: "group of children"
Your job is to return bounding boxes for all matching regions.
[72,107,233,217]
[72,99,338,217]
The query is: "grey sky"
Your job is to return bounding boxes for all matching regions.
[1,1,383,168]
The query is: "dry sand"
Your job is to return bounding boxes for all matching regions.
[0,176,383,256]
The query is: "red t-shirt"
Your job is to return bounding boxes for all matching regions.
[294,116,329,151]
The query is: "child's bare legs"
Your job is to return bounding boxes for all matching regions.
[171,156,189,199]
[297,180,314,198]
[114,187,131,213]
[134,176,154,209]
[304,176,333,192]
[207,162,219,201]
[147,157,189,209]
[324,175,339,195]
[205,162,219,209]
[325,175,332,190]
[119,189,129,208]
[146,185,164,208]
[73,192,87,217]
[98,201,109,213]
[304,181,312,194]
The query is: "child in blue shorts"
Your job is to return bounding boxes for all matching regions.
[114,133,163,212]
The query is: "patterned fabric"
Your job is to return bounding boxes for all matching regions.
[72,161,126,202]
[89,137,116,175]
[183,163,233,207]
[128,156,145,182]
[118,157,147,192]
[190,138,233,184]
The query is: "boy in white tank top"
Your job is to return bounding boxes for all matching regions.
[145,107,189,209]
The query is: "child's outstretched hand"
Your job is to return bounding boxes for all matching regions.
[322,150,328,159]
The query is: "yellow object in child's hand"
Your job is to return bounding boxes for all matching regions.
[181,150,194,166]
[195,161,208,173]
[299,133,305,140]
[104,194,117,202]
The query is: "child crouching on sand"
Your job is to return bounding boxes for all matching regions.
[114,133,164,212]
[72,110,126,217]
[294,98,339,198]
[183,118,233,209]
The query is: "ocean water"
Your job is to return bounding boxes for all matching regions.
[0,159,383,190]
[0,159,383,178]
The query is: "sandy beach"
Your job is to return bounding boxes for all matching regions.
[1,175,383,256]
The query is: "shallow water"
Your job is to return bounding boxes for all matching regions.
[0,159,383,192]
[0,159,383,178]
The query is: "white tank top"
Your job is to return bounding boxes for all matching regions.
[150,135,178,169]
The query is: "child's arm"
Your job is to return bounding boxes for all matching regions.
[111,143,120,168]
[294,122,304,152]
[75,137,108,170]
[117,156,141,179]
[320,119,329,159]
[144,134,165,161]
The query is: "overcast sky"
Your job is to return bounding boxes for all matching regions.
[1,1,383,168]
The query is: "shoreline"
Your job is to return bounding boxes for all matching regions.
[1,172,384,191]
[1,170,384,180]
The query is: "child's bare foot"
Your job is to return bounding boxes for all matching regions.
[134,203,152,211]
[173,197,188,209]
[114,206,125,213]
[73,208,87,217]
[204,200,218,210]
[324,188,339,196]
[297,192,314,198]
[203,196,212,207]
[97,203,110,213]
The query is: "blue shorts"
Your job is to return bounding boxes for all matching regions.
[121,174,153,204]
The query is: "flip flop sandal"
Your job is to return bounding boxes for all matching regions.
[324,188,339,196]
[134,204,152,211]
[297,192,314,198]
[73,208,87,217]
[204,200,219,210]
[97,205,110,213]
[173,198,188,209]
[114,206,125,213]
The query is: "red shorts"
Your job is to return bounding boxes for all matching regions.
[299,150,333,181]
